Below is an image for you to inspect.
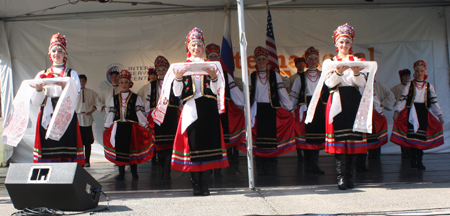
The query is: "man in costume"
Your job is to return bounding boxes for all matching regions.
[76,74,98,167]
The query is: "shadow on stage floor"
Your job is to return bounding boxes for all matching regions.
[92,153,450,193]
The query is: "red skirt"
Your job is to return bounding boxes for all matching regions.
[224,100,246,149]
[367,111,388,150]
[103,123,155,166]
[238,108,296,157]
[33,111,85,166]
[325,95,368,154]
[171,116,229,172]
[390,109,444,150]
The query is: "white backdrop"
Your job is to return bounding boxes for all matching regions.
[2,7,450,162]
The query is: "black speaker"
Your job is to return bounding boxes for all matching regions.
[5,162,102,211]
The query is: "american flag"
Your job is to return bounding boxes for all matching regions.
[265,9,280,72]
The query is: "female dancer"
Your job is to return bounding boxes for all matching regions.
[153,27,228,196]
[391,60,444,170]
[32,33,85,165]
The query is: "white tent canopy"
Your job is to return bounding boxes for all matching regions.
[1,1,450,167]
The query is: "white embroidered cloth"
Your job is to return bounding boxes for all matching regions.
[2,77,77,146]
[305,60,378,133]
[152,60,225,133]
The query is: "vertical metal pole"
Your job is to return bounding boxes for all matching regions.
[236,0,255,190]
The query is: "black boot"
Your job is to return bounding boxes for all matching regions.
[368,148,381,160]
[297,149,304,163]
[191,172,202,196]
[346,154,357,189]
[311,150,325,174]
[416,149,426,170]
[213,169,223,179]
[200,171,211,196]
[116,166,125,181]
[161,150,172,180]
[256,156,265,176]
[130,164,139,180]
[356,153,369,172]
[401,147,410,159]
[410,148,418,169]
[304,150,313,174]
[335,154,347,190]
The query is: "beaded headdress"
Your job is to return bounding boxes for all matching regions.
[254,46,268,59]
[333,23,355,43]
[206,43,221,57]
[413,60,426,70]
[185,27,204,57]
[304,47,319,60]
[118,70,133,88]
[48,33,68,63]
[154,55,170,69]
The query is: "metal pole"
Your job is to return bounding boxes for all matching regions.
[236,0,255,190]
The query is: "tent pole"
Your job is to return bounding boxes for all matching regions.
[236,0,255,190]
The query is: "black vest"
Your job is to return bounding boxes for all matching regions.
[295,71,329,106]
[250,70,281,108]
[181,75,216,103]
[148,80,179,110]
[406,80,431,110]
[113,93,138,123]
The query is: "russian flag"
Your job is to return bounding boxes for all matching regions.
[221,11,234,77]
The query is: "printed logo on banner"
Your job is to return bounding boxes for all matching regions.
[105,63,149,85]
[106,63,124,84]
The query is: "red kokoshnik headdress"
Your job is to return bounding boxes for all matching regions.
[206,43,221,57]
[413,60,426,70]
[154,55,170,69]
[254,46,268,59]
[333,23,355,43]
[413,60,428,80]
[304,46,319,60]
[185,27,204,58]
[118,70,134,88]
[48,33,68,63]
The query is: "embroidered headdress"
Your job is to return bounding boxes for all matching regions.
[413,60,426,70]
[118,70,133,88]
[154,55,170,69]
[333,23,355,43]
[304,47,319,60]
[185,27,204,57]
[254,46,268,59]
[48,33,68,63]
[206,43,221,57]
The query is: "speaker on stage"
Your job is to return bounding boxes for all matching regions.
[5,162,102,211]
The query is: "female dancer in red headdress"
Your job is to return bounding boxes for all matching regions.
[153,27,228,196]
[391,60,444,170]
[31,33,85,165]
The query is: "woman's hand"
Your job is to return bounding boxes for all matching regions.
[351,66,364,75]
[393,111,399,121]
[54,82,66,89]
[203,67,218,80]
[30,83,46,91]
[336,66,349,74]
[439,116,444,125]
[174,69,187,80]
